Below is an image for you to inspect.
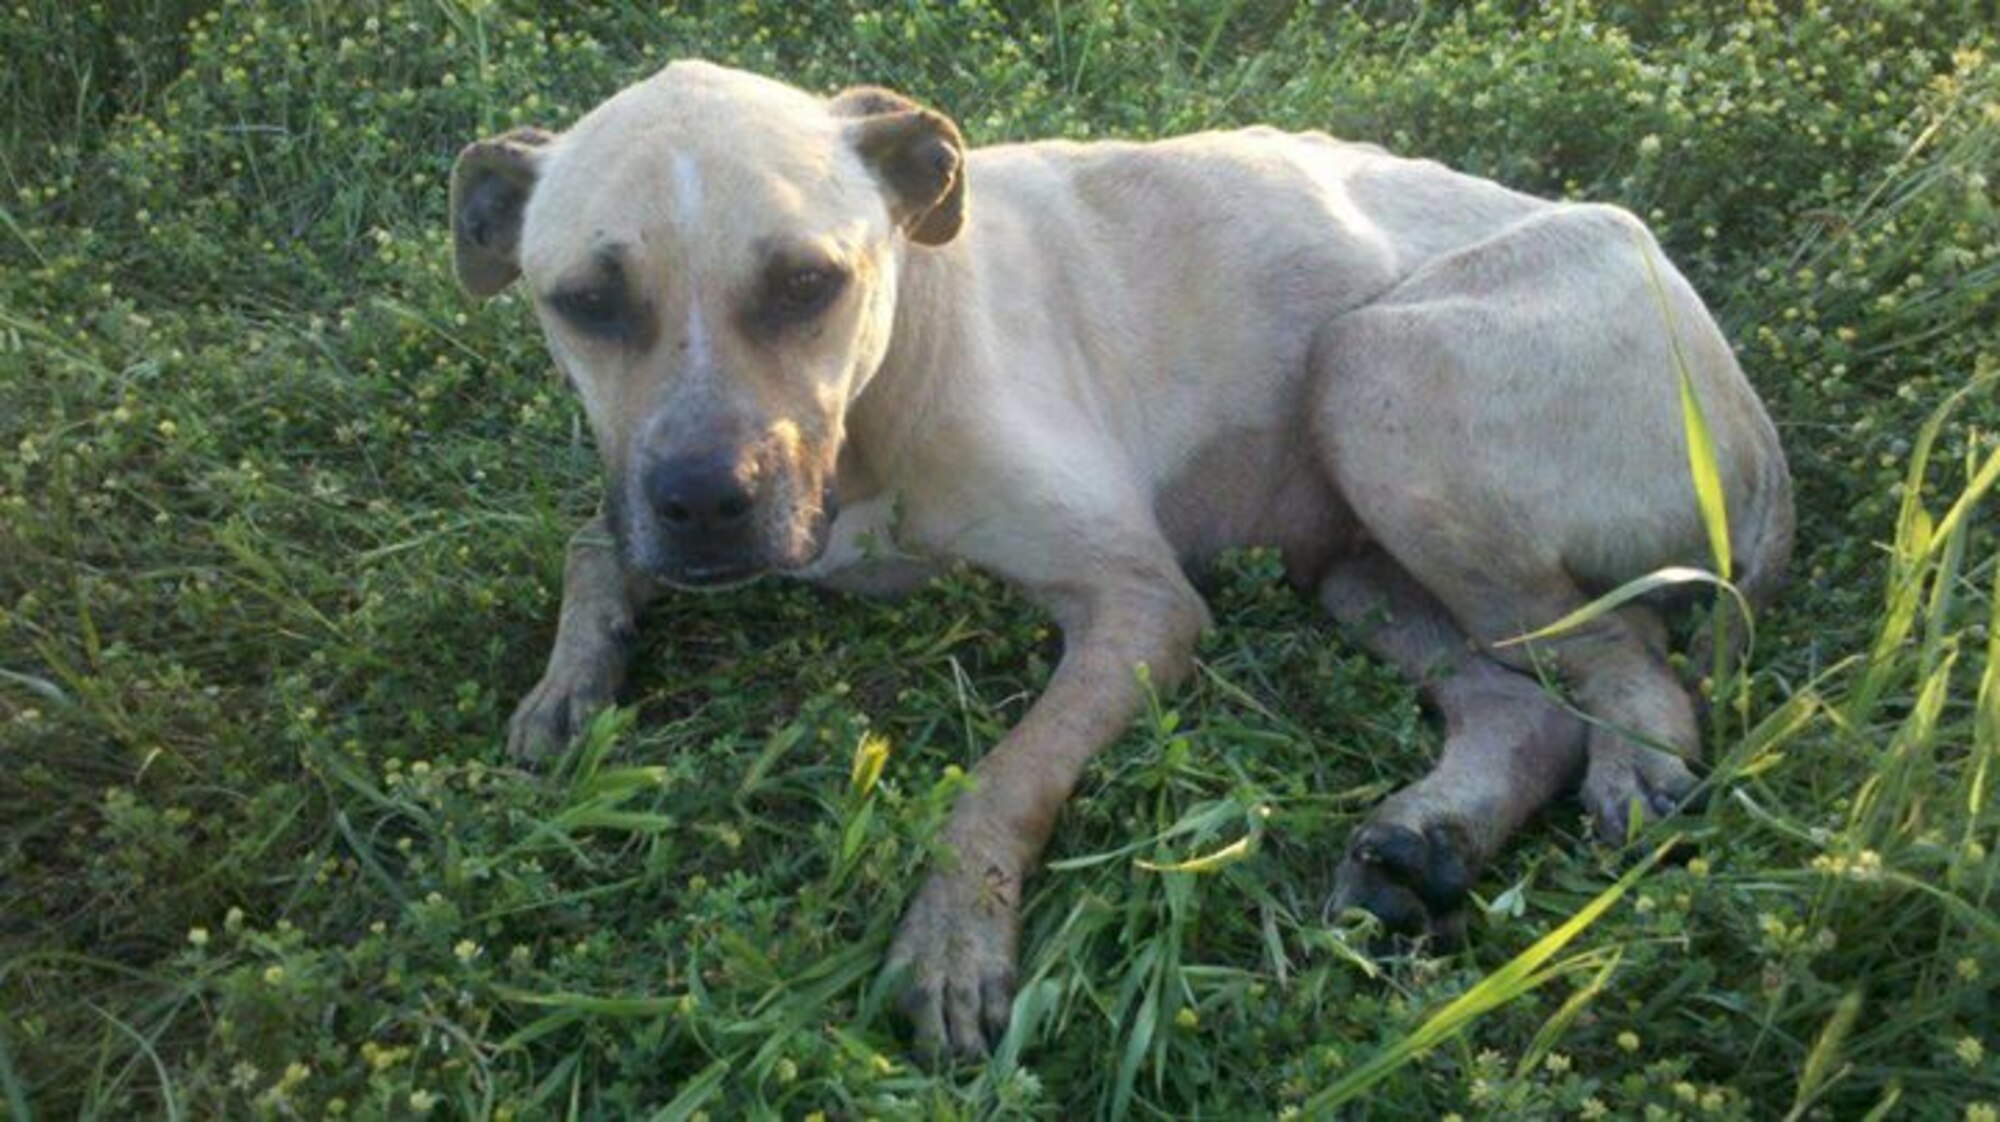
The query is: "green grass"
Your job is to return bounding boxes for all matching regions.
[2,1,1997,1117]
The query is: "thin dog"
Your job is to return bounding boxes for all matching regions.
[449,61,1792,1060]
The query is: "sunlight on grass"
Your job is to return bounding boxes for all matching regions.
[3,2,1997,1118]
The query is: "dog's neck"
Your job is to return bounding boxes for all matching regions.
[838,237,974,507]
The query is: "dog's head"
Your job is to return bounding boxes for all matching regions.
[450,62,963,588]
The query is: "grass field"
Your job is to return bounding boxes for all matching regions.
[3,1,1998,1118]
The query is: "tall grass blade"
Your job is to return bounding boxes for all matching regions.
[1851,651,1956,845]
[1514,946,1624,1078]
[87,1003,182,1122]
[1849,379,1999,725]
[1110,970,1160,1121]
[0,1014,32,1122]
[491,986,686,1017]
[1858,1083,1904,1122]
[644,1059,730,1122]
[1133,832,1254,874]
[1676,367,1733,580]
[1635,226,1732,579]
[495,1008,583,1054]
[1969,558,2000,845]
[1496,567,1749,649]
[1785,988,1863,1120]
[1926,443,2000,550]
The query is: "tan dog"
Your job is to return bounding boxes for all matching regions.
[450,61,1791,1059]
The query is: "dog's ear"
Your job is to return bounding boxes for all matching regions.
[833,86,965,247]
[449,127,555,298]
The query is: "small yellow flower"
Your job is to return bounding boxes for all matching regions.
[187,927,209,948]
[262,965,286,985]
[409,1089,440,1115]
[1957,1036,1985,1067]
[1175,1006,1199,1030]
[454,939,481,963]
[850,732,891,797]
[1966,1103,1997,1122]
[1617,1030,1641,1053]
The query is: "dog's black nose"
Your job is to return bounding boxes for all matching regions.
[644,454,757,532]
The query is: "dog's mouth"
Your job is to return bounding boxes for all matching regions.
[663,561,768,591]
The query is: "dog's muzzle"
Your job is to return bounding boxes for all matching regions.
[622,454,836,588]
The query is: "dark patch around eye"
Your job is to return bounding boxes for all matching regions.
[740,255,849,341]
[546,251,656,348]
[550,285,625,336]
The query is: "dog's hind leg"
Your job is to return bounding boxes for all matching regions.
[507,509,658,760]
[1321,549,1586,943]
[1308,205,1777,843]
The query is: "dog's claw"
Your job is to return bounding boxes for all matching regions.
[1581,747,1699,844]
[505,658,614,762]
[885,866,1021,1063]
[1329,820,1476,949]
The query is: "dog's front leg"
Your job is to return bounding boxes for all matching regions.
[507,511,656,760]
[888,573,1209,1060]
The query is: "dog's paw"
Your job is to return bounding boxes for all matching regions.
[1581,745,1699,844]
[884,865,1021,1064]
[1328,819,1476,949]
[505,659,615,763]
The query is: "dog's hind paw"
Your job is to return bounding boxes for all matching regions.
[884,865,1021,1063]
[1581,745,1699,845]
[1327,819,1476,950]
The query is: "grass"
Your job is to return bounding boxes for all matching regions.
[2,0,1997,1117]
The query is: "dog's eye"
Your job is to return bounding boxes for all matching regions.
[776,266,843,317]
[551,286,624,337]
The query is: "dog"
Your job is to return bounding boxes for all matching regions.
[449,60,1792,1060]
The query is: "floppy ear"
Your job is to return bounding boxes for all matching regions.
[832,86,966,247]
[449,126,555,298]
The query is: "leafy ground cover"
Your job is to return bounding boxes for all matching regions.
[2,1,1997,1117]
